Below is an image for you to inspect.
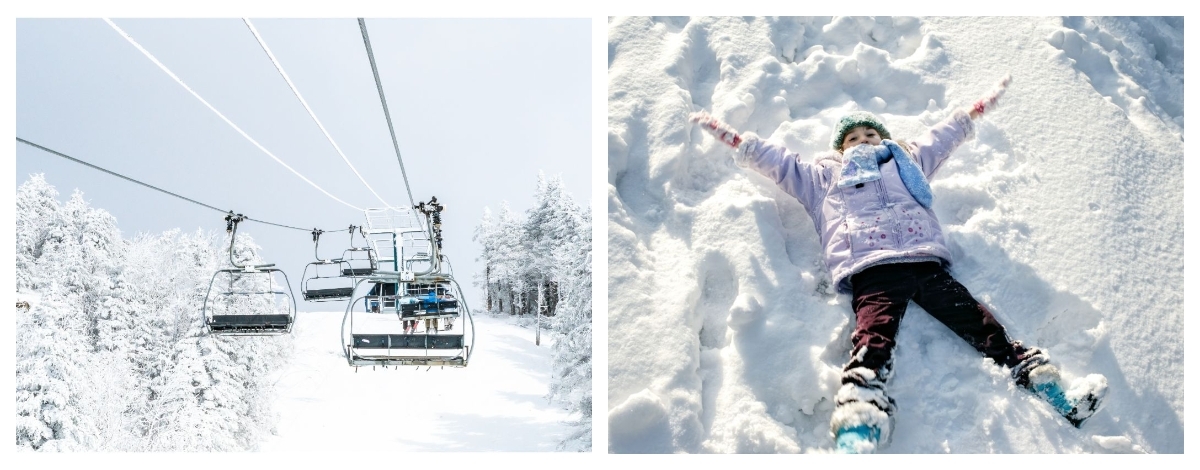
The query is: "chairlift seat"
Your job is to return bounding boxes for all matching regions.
[302,287,355,301]
[342,267,376,276]
[209,314,292,334]
[352,333,465,349]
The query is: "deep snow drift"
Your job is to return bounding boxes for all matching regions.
[607,16,1183,453]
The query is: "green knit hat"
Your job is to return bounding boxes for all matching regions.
[830,111,891,151]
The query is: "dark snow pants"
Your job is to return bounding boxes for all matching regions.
[844,261,1033,380]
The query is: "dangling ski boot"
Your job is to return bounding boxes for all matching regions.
[1023,363,1108,427]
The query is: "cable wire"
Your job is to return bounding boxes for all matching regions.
[102,18,364,212]
[16,137,348,233]
[357,18,417,211]
[242,18,395,209]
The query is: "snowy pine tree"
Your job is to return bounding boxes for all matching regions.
[15,287,105,450]
[474,174,592,450]
[549,207,592,451]
[14,176,291,451]
[15,174,61,292]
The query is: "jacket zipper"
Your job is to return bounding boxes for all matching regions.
[875,176,901,244]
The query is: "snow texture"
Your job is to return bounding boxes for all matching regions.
[259,312,579,452]
[608,16,1183,454]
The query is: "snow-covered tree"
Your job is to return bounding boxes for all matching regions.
[549,207,592,450]
[14,176,291,451]
[473,207,497,311]
[15,174,61,292]
[523,173,584,316]
[15,291,97,450]
[474,174,592,450]
[478,202,525,315]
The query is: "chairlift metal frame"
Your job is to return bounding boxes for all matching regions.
[341,201,474,368]
[203,213,297,336]
[300,228,356,302]
[340,225,378,277]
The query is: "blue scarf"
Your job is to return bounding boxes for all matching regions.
[837,140,932,209]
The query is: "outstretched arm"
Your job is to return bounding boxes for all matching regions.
[688,109,829,212]
[906,74,1011,177]
[968,74,1011,120]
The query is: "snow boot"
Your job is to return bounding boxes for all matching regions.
[830,367,895,454]
[831,400,892,454]
[1023,363,1108,427]
[835,424,881,454]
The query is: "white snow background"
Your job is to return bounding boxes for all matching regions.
[259,311,577,452]
[608,16,1184,453]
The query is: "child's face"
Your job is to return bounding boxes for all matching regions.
[840,126,882,152]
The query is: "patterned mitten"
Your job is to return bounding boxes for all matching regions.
[689,110,743,148]
[972,73,1012,116]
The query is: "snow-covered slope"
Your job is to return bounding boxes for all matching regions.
[607,16,1183,453]
[261,311,578,451]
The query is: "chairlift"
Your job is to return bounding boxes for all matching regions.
[203,213,297,335]
[341,201,474,368]
[341,225,377,277]
[300,228,356,302]
[342,275,470,368]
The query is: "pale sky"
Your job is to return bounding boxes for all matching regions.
[15,17,591,311]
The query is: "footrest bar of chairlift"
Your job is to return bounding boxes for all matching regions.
[347,355,466,367]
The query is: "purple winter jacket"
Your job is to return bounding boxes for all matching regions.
[735,110,976,293]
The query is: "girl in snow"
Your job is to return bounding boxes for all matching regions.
[690,75,1107,453]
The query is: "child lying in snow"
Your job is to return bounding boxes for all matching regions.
[690,75,1107,454]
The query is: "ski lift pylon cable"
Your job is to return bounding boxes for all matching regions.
[102,17,364,213]
[15,136,346,233]
[242,18,395,210]
[357,18,417,213]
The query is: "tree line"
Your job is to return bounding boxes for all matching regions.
[473,173,592,449]
[15,174,289,451]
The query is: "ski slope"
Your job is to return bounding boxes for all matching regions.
[607,16,1184,453]
[260,311,575,452]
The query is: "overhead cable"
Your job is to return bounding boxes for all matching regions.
[16,137,348,233]
[102,18,364,212]
[357,18,417,211]
[243,18,395,209]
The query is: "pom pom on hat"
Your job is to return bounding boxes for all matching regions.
[831,111,892,151]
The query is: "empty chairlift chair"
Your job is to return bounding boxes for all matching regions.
[300,229,356,302]
[341,225,377,278]
[204,214,297,335]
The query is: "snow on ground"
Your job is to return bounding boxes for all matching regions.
[260,311,576,452]
[607,16,1183,453]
